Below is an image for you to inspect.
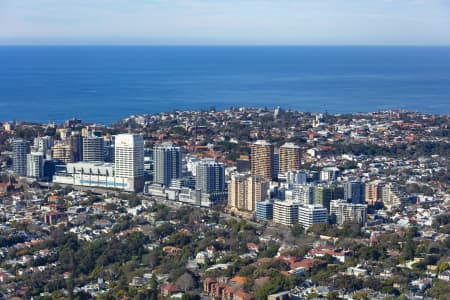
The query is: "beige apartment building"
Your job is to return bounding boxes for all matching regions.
[52,143,73,163]
[365,180,384,205]
[278,142,301,176]
[228,173,269,212]
[251,140,274,181]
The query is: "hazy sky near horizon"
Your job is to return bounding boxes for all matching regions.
[1,0,450,45]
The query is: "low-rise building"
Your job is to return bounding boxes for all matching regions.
[255,200,273,221]
[273,200,299,226]
[330,199,368,226]
[298,204,328,230]
[53,161,134,191]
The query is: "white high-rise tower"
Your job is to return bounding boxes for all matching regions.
[27,151,44,179]
[114,134,144,192]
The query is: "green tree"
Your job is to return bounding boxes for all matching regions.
[326,291,340,300]
[400,239,415,261]
[353,291,369,300]
[181,293,201,300]
[291,224,304,237]
[438,262,449,273]
[428,280,450,300]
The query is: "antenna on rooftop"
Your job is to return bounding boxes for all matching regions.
[193,118,198,152]
[127,121,132,134]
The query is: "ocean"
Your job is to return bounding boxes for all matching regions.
[0,46,449,124]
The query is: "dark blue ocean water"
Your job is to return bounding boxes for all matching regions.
[0,46,449,124]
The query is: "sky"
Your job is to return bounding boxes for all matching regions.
[1,0,450,45]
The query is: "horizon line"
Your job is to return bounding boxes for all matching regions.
[1,44,450,47]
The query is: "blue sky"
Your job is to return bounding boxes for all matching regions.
[1,0,450,45]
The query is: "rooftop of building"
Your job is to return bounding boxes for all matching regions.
[280,142,300,149]
[253,140,273,146]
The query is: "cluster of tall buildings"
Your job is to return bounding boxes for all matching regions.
[229,140,302,211]
[249,141,301,181]
[13,137,53,179]
[11,125,146,190]
[51,129,114,165]
[53,134,144,192]
[228,139,369,229]
[257,198,367,229]
[11,129,146,192]
[146,143,227,207]
[11,131,403,216]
